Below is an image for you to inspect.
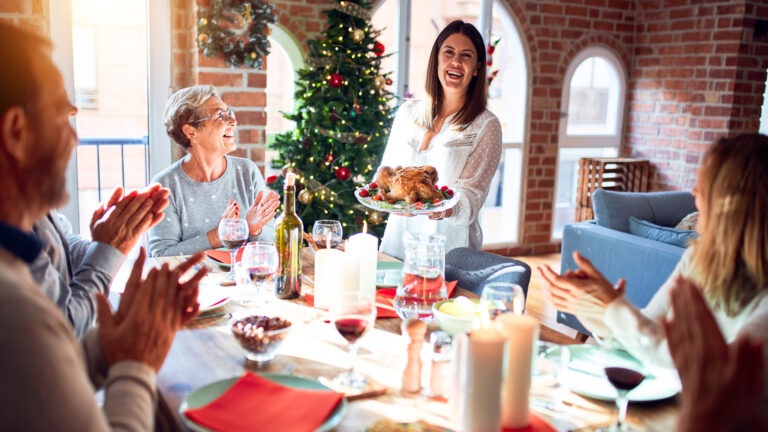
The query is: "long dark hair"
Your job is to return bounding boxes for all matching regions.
[417,20,487,131]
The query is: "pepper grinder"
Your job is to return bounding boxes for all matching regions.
[401,318,427,393]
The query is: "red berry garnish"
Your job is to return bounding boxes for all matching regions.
[369,182,378,189]
[388,200,396,204]
[372,195,383,201]
[415,201,424,209]
[440,185,449,191]
[359,189,370,197]
[446,189,454,197]
[432,198,442,204]
[434,184,438,189]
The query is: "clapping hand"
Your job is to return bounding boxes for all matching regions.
[246,190,280,236]
[537,252,625,335]
[90,185,170,255]
[95,248,207,372]
[665,276,766,431]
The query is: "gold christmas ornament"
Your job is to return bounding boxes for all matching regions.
[198,33,208,43]
[281,164,296,176]
[298,189,313,204]
[352,28,365,42]
[368,211,384,225]
[250,52,257,59]
[374,76,385,88]
[200,18,208,26]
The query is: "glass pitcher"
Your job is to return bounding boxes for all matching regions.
[393,233,449,322]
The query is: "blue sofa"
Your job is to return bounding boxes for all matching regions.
[557,190,698,335]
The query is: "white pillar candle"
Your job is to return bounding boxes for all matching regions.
[462,325,505,432]
[346,228,378,297]
[339,251,360,294]
[496,314,539,429]
[314,248,344,310]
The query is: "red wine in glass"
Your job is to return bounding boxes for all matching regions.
[248,266,274,284]
[604,367,645,392]
[222,238,247,250]
[334,318,371,344]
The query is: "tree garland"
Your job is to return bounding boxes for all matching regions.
[197,0,277,69]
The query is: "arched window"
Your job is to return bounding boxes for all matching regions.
[265,24,304,177]
[552,47,627,238]
[372,0,528,245]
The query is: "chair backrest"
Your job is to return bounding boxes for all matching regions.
[445,247,531,302]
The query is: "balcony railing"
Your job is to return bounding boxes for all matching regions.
[78,136,150,201]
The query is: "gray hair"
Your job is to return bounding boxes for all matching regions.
[164,85,219,149]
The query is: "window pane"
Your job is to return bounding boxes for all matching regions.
[551,147,618,239]
[265,39,296,178]
[760,69,768,135]
[481,148,521,244]
[407,0,480,100]
[371,0,396,99]
[566,57,620,136]
[488,1,526,144]
[72,0,149,237]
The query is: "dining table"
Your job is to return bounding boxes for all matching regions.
[112,247,679,432]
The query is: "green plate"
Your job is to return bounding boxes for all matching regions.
[179,373,348,431]
[564,345,681,402]
[377,261,404,288]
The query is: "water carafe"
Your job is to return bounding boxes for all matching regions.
[393,233,449,321]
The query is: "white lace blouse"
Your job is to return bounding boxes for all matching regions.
[378,100,502,259]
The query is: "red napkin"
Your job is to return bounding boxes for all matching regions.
[184,372,343,432]
[205,248,244,265]
[375,280,457,318]
[503,414,556,432]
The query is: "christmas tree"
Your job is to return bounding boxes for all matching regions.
[268,0,394,237]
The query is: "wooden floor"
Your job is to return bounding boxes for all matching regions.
[510,253,581,341]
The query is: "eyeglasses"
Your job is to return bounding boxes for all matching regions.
[191,107,236,124]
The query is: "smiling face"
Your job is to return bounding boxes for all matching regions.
[189,96,237,155]
[436,33,479,99]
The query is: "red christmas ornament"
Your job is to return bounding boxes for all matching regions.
[266,175,278,183]
[385,77,392,85]
[487,43,495,55]
[328,73,343,88]
[373,42,385,57]
[486,59,493,66]
[325,153,334,163]
[335,166,351,181]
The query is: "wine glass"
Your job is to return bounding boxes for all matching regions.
[218,218,249,280]
[532,341,571,411]
[331,291,376,390]
[598,341,647,432]
[312,220,343,249]
[480,282,525,318]
[239,242,278,307]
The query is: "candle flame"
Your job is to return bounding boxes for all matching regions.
[363,221,368,234]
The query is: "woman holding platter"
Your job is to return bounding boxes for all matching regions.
[376,20,502,259]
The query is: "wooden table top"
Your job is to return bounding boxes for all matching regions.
[128,249,677,432]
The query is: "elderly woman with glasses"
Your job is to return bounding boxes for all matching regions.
[148,85,279,257]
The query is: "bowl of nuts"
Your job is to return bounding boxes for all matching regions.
[231,315,292,362]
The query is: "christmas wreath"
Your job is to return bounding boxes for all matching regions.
[197,0,277,69]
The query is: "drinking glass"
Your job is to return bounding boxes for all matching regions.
[480,282,525,317]
[597,342,647,432]
[218,218,249,280]
[239,242,278,307]
[532,341,571,411]
[331,291,376,390]
[393,233,448,322]
[312,220,343,249]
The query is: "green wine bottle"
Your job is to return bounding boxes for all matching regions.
[274,172,303,299]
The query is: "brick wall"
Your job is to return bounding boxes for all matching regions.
[170,0,336,166]
[0,0,47,35]
[625,0,768,190]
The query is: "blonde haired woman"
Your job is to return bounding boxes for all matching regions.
[539,133,768,397]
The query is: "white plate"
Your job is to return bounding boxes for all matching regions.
[376,269,403,288]
[197,280,232,312]
[354,188,460,215]
[563,345,681,402]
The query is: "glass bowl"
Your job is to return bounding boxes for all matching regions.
[231,315,292,362]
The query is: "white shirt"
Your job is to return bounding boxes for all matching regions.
[378,100,502,259]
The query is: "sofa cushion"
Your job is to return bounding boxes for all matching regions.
[629,216,698,248]
[592,189,697,232]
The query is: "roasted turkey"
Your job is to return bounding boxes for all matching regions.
[374,165,443,204]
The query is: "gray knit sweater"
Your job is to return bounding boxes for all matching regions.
[148,155,275,257]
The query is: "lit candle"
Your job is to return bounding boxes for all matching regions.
[339,240,360,294]
[461,316,505,432]
[346,222,378,297]
[496,314,539,429]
